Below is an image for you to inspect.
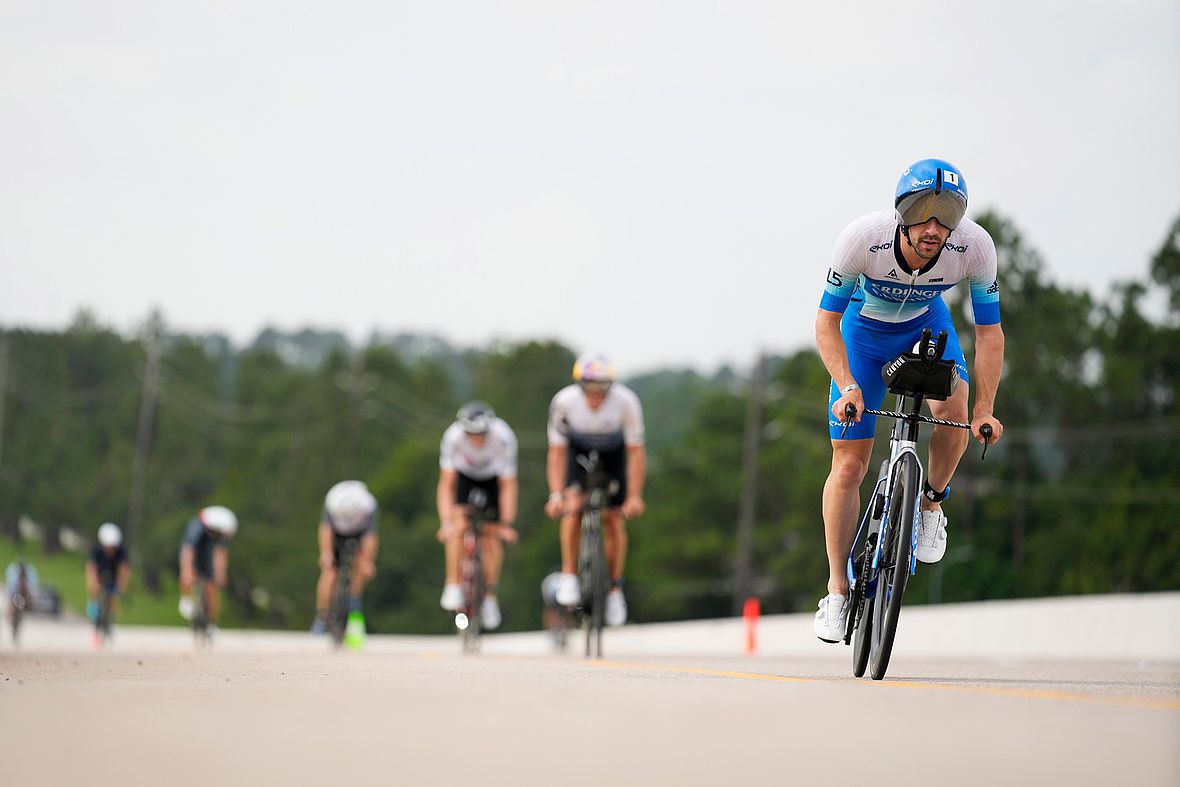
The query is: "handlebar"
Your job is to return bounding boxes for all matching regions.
[839,403,995,460]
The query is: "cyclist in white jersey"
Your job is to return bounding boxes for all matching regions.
[311,481,378,636]
[813,159,1005,642]
[544,353,646,626]
[437,402,519,630]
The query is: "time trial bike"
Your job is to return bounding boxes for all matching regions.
[842,328,993,680]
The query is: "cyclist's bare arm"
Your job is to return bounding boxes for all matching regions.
[212,545,228,587]
[318,523,334,569]
[179,545,195,592]
[495,476,520,543]
[436,468,459,540]
[545,444,568,518]
[971,323,1005,442]
[85,561,99,595]
[816,308,863,422]
[117,563,131,594]
[623,444,646,518]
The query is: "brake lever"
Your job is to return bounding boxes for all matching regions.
[980,423,993,460]
[840,403,857,438]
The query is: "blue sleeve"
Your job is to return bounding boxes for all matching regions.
[181,518,202,546]
[969,277,1001,325]
[819,268,858,313]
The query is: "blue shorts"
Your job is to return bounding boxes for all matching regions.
[828,302,969,440]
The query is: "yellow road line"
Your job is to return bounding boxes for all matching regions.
[586,659,1180,712]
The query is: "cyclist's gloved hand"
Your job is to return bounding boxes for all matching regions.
[178,595,195,621]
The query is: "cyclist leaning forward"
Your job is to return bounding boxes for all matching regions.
[86,523,131,634]
[436,402,519,630]
[544,353,646,627]
[312,480,379,635]
[178,505,238,629]
[813,158,1005,642]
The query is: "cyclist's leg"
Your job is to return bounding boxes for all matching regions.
[479,530,503,588]
[602,510,627,582]
[349,531,378,600]
[600,446,629,583]
[923,310,971,513]
[477,478,504,587]
[560,448,589,575]
[559,495,583,574]
[822,313,887,596]
[823,439,874,596]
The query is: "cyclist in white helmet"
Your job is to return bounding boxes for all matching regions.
[312,480,379,638]
[85,523,131,630]
[544,353,646,627]
[178,505,238,629]
[436,401,519,630]
[813,159,1005,642]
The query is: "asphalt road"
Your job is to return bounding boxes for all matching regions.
[2,619,1177,786]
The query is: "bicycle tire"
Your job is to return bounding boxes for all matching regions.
[869,453,919,680]
[586,525,607,659]
[192,580,210,647]
[462,545,485,654]
[850,530,877,677]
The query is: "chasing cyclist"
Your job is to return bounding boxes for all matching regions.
[178,505,238,631]
[544,353,646,626]
[814,158,1005,642]
[312,480,379,641]
[85,523,131,639]
[436,402,519,630]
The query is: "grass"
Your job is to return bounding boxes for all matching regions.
[0,537,237,627]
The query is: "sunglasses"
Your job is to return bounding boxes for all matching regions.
[579,381,612,395]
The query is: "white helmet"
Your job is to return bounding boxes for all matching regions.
[325,480,377,533]
[199,505,239,537]
[97,522,122,547]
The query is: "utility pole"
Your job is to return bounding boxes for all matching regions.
[733,353,766,614]
[127,332,161,551]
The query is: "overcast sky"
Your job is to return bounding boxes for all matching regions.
[2,1,1177,373]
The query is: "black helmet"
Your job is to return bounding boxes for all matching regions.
[456,401,495,434]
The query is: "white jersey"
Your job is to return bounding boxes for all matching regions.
[439,418,518,480]
[547,383,645,451]
[820,210,1001,326]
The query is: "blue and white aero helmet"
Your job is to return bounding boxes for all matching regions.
[894,159,969,230]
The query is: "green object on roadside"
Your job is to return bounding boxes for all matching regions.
[344,610,366,650]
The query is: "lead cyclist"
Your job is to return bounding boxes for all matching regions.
[812,158,1006,643]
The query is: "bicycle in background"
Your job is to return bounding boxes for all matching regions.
[843,329,993,680]
[575,451,616,659]
[454,488,492,654]
[327,537,363,650]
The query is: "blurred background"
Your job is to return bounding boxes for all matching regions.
[1,2,1177,634]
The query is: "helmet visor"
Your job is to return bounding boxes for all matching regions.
[578,380,612,395]
[897,191,966,230]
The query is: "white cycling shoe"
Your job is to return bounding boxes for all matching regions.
[915,510,948,563]
[605,589,628,626]
[813,593,848,643]
[555,573,580,606]
[480,595,502,630]
[440,583,464,611]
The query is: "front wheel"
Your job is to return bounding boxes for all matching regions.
[869,454,919,680]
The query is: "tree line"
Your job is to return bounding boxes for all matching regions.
[1,210,1176,633]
